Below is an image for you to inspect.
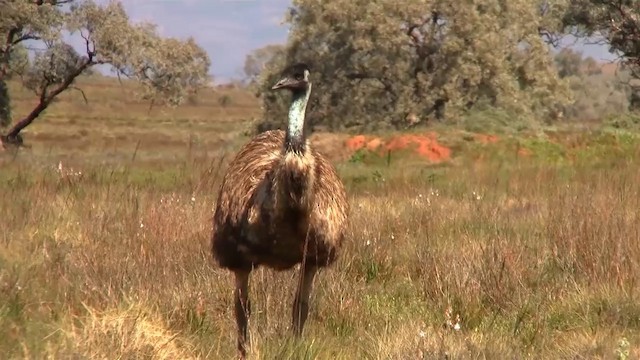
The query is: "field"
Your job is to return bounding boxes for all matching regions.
[1,75,640,359]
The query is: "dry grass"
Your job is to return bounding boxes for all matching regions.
[2,76,640,359]
[2,137,640,359]
[4,75,260,166]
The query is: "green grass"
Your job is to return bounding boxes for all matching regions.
[2,76,640,359]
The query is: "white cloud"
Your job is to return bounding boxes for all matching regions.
[88,0,292,78]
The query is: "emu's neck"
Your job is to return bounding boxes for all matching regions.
[285,83,312,154]
[274,83,315,212]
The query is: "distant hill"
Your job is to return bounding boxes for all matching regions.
[600,62,622,76]
[6,74,261,127]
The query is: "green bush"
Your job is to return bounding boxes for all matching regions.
[460,107,534,134]
[604,113,640,131]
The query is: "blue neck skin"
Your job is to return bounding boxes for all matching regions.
[285,83,312,154]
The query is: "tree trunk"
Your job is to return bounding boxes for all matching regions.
[4,100,48,140]
[1,59,91,146]
[0,78,10,127]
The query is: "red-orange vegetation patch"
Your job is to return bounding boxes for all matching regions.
[366,138,383,151]
[517,148,533,157]
[474,134,500,144]
[345,132,451,162]
[345,135,367,151]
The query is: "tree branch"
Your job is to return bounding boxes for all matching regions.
[406,16,432,45]
[539,27,562,47]
[345,72,374,80]
[4,58,93,140]
[12,33,39,46]
[80,29,96,59]
[70,86,88,104]
[147,98,156,114]
[34,0,74,5]
[345,71,397,100]
[39,82,50,103]
[0,28,21,79]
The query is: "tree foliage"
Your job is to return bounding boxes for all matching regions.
[0,0,211,145]
[22,43,82,93]
[256,0,572,133]
[563,0,640,112]
[555,48,582,78]
[551,48,628,121]
[243,44,285,85]
[563,0,640,71]
[554,48,603,78]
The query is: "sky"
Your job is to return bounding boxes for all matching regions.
[92,0,617,84]
[101,0,292,84]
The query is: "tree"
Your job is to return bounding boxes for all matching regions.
[562,0,640,112]
[630,87,640,112]
[0,0,210,147]
[256,0,572,133]
[243,44,285,85]
[554,48,585,78]
[582,56,602,76]
[552,46,624,121]
[0,40,28,129]
[554,48,603,78]
[0,79,9,128]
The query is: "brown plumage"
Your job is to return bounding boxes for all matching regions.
[211,63,348,358]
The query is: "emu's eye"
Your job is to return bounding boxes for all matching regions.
[294,73,303,80]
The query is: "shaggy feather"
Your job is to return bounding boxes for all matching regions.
[211,129,348,271]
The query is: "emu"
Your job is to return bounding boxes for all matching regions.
[211,63,349,358]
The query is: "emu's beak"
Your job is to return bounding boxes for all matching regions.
[271,77,291,90]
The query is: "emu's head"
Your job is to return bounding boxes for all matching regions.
[271,63,311,91]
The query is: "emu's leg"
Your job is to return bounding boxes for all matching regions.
[292,263,318,336]
[234,270,251,358]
